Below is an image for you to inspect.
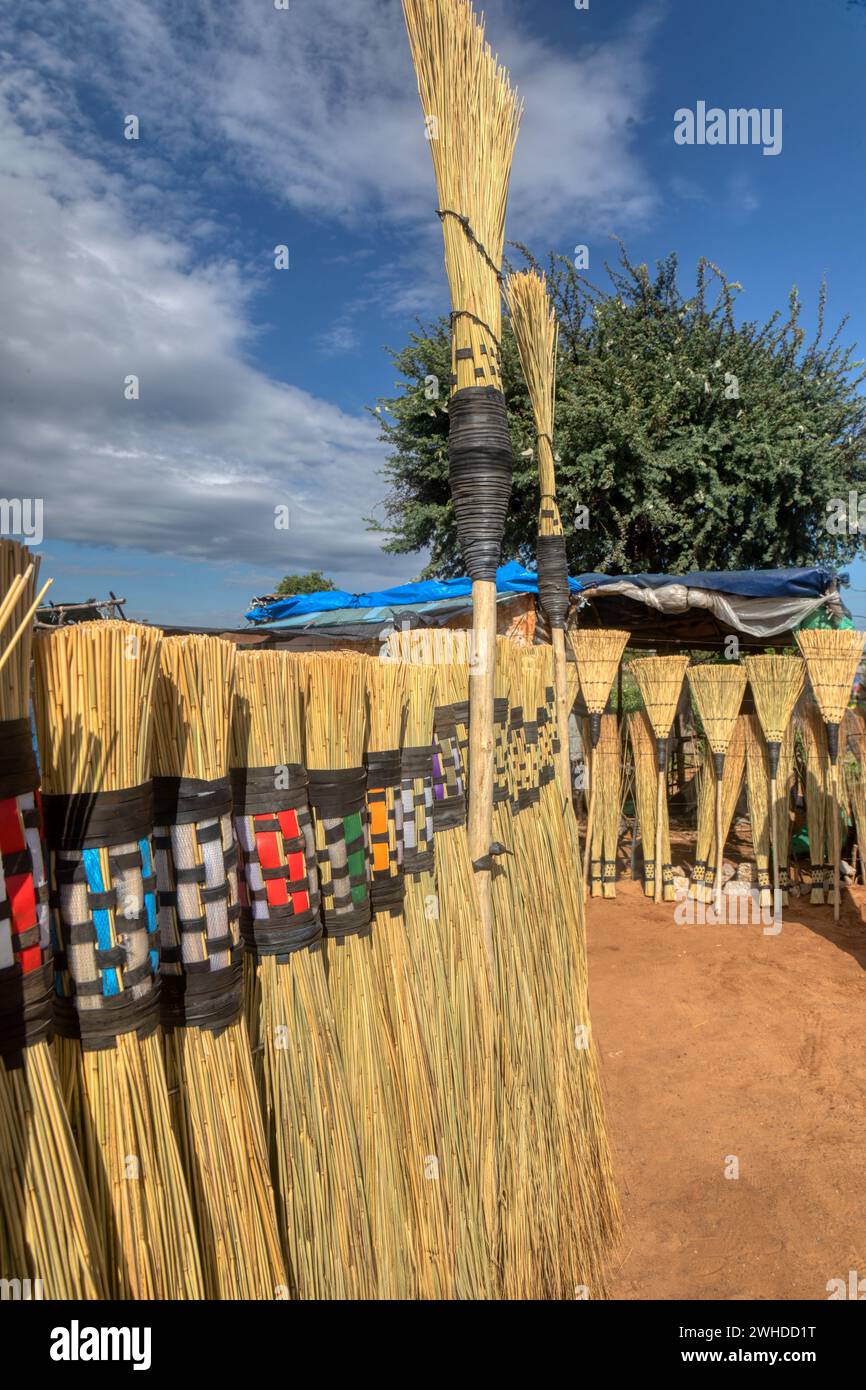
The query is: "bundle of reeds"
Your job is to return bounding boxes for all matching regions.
[504,269,572,792]
[796,629,865,920]
[385,629,496,1298]
[303,650,416,1298]
[843,708,866,882]
[800,703,832,903]
[627,709,667,898]
[692,716,747,905]
[569,629,630,898]
[0,541,106,1299]
[744,715,772,907]
[744,655,805,914]
[365,656,454,1298]
[230,650,374,1299]
[687,663,748,911]
[403,0,522,948]
[581,712,623,898]
[151,635,285,1299]
[630,656,689,903]
[34,621,203,1298]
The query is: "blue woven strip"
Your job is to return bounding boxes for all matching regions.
[82,847,119,997]
[139,837,158,976]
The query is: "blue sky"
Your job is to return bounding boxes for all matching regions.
[3,0,865,626]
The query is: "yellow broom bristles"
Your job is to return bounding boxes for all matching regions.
[153,634,236,782]
[687,663,747,754]
[504,268,558,500]
[743,655,805,745]
[629,654,689,736]
[744,714,772,905]
[403,0,522,392]
[570,630,631,714]
[796,628,865,726]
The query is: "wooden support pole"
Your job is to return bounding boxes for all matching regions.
[468,578,497,965]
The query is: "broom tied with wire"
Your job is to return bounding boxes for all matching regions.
[152,635,286,1299]
[34,620,203,1299]
[687,663,748,914]
[231,650,375,1300]
[504,268,573,796]
[744,655,805,920]
[403,0,522,952]
[0,540,107,1299]
[629,655,689,905]
[569,630,630,902]
[795,629,865,921]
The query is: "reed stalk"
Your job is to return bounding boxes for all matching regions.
[744,655,805,919]
[630,656,689,904]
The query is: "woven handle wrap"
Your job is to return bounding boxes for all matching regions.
[307,766,372,942]
[432,706,467,831]
[539,687,559,787]
[401,746,435,878]
[232,765,322,959]
[153,775,242,1032]
[536,532,570,630]
[448,387,513,582]
[0,719,53,1060]
[365,750,404,914]
[493,697,510,806]
[42,782,160,1051]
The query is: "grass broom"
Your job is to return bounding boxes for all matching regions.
[231,650,374,1299]
[504,269,572,795]
[630,656,689,904]
[365,656,455,1298]
[744,714,773,907]
[152,635,286,1299]
[627,709,663,898]
[403,0,522,954]
[303,651,417,1299]
[569,630,630,901]
[800,703,831,904]
[796,629,865,921]
[581,712,622,898]
[385,630,496,1298]
[843,708,866,883]
[0,540,106,1299]
[34,621,203,1299]
[687,663,748,913]
[744,655,806,919]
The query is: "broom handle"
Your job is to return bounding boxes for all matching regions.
[832,762,841,923]
[770,773,780,913]
[468,578,496,966]
[715,776,723,915]
[582,748,595,903]
[551,628,572,803]
[0,577,53,676]
[655,766,664,905]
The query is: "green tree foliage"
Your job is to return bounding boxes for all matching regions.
[274,570,336,596]
[370,245,866,577]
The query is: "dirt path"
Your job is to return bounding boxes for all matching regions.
[588,877,866,1300]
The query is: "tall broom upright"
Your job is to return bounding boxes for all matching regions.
[795,630,865,921]
[629,656,689,905]
[0,540,106,1299]
[403,0,522,948]
[569,630,630,900]
[744,655,805,919]
[34,621,203,1299]
[687,663,748,914]
[151,635,286,1299]
[231,651,375,1299]
[504,269,572,795]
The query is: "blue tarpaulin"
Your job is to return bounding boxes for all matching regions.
[246,561,582,625]
[576,567,839,599]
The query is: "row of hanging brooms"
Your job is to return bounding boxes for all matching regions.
[565,637,866,923]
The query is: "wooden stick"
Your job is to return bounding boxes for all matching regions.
[582,749,595,904]
[655,766,664,906]
[551,627,572,798]
[770,772,780,917]
[715,776,723,915]
[832,762,841,922]
[0,577,53,678]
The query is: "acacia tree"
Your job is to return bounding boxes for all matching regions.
[370,245,866,577]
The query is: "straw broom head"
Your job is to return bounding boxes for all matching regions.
[152,634,236,782]
[33,620,162,794]
[569,629,630,713]
[0,539,43,722]
[304,652,368,769]
[230,650,303,769]
[629,654,688,739]
[686,662,748,756]
[504,269,558,499]
[403,0,522,392]
[795,628,864,726]
[743,655,806,746]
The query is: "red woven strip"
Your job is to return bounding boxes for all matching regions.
[280,808,310,915]
[0,796,25,854]
[255,813,288,907]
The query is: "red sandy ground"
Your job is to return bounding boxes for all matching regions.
[587,863,866,1301]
